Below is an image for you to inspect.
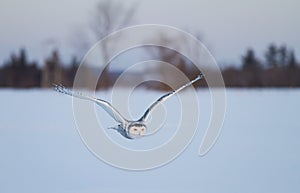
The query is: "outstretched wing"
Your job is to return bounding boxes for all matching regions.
[53,84,128,125]
[139,74,204,122]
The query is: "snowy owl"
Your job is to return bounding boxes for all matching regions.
[54,74,204,139]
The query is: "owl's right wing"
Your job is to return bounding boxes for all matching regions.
[53,84,128,125]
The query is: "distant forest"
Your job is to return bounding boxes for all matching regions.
[0,43,299,89]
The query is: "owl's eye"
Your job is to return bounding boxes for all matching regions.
[141,128,145,132]
[133,128,138,132]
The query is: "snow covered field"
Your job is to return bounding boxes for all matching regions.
[1,88,300,193]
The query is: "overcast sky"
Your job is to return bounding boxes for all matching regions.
[0,0,299,67]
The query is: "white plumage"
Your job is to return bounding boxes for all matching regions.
[54,74,204,139]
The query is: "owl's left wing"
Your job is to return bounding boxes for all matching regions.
[139,74,204,122]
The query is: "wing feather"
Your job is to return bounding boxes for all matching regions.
[139,74,204,122]
[53,84,127,125]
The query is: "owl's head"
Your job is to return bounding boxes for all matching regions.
[127,123,147,139]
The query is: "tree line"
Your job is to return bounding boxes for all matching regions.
[0,49,78,88]
[222,44,299,87]
[0,43,299,89]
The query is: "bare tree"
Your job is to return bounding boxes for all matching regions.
[90,0,135,40]
[89,0,136,88]
[146,31,203,89]
[68,0,136,88]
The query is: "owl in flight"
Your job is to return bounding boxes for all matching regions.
[54,74,204,139]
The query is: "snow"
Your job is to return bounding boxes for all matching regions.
[0,88,300,193]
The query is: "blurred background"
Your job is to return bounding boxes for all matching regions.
[1,1,300,193]
[0,0,299,89]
